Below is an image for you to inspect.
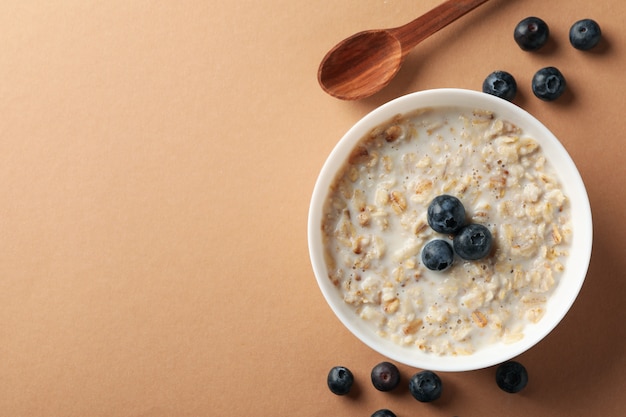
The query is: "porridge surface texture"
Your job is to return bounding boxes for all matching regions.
[321,107,572,355]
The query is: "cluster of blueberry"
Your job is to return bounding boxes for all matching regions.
[421,195,493,271]
[327,360,528,416]
[482,17,602,102]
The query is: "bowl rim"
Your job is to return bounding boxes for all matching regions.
[308,88,593,372]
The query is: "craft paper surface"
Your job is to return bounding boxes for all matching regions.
[0,1,624,415]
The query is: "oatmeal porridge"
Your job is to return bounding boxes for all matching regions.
[321,107,572,356]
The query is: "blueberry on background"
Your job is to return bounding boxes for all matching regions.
[496,361,528,393]
[327,366,354,395]
[409,370,443,402]
[427,195,466,234]
[371,409,397,417]
[514,16,550,51]
[532,66,566,101]
[421,239,454,271]
[482,70,517,101]
[453,224,493,261]
[570,19,602,50]
[371,361,401,391]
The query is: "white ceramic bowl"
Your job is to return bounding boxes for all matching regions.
[308,89,592,372]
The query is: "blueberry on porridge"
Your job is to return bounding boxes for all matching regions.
[453,223,493,260]
[421,239,454,271]
[321,107,572,355]
[427,194,466,234]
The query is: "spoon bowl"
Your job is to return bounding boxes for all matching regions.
[318,0,489,100]
[318,30,403,101]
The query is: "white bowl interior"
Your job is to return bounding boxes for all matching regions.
[308,89,592,372]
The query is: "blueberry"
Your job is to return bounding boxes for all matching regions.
[531,66,566,101]
[371,361,401,391]
[371,409,396,417]
[453,224,493,261]
[482,70,517,101]
[514,16,549,51]
[427,195,466,234]
[327,366,354,395]
[409,370,442,402]
[569,19,602,50]
[496,361,528,393]
[421,239,454,271]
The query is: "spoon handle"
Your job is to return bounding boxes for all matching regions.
[389,0,489,56]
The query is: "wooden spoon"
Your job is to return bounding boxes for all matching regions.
[318,0,489,100]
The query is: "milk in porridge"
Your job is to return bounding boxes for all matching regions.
[321,107,572,356]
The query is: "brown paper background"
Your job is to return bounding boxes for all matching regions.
[0,1,624,416]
